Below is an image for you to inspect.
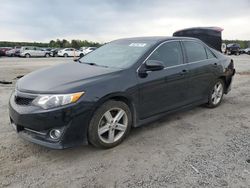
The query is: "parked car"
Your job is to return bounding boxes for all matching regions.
[0,47,12,56]
[9,37,235,149]
[57,48,83,57]
[226,43,241,55]
[50,48,60,57]
[43,48,52,52]
[15,49,21,57]
[81,47,97,56]
[5,46,21,57]
[243,48,250,55]
[19,46,50,58]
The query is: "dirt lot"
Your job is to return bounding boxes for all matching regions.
[0,55,250,188]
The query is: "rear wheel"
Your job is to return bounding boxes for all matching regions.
[25,53,30,58]
[206,79,224,108]
[45,53,50,57]
[63,53,68,57]
[88,100,132,148]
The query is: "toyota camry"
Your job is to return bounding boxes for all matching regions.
[9,37,235,149]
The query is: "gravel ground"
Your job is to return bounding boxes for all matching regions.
[0,55,250,188]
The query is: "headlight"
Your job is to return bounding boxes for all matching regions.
[32,92,84,109]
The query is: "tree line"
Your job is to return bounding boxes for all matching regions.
[0,39,102,48]
[0,39,249,49]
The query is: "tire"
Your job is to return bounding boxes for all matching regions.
[25,54,30,58]
[80,53,84,58]
[45,53,50,57]
[206,79,225,108]
[63,53,68,57]
[88,100,132,149]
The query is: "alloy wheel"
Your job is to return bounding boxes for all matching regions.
[98,108,128,144]
[211,82,223,105]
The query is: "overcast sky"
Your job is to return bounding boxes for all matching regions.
[0,0,250,43]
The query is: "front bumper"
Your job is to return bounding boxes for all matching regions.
[9,91,95,149]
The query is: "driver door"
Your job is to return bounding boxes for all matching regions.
[137,41,190,119]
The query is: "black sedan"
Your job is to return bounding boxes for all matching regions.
[50,48,60,57]
[9,37,235,149]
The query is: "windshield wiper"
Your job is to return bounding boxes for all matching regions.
[82,62,109,68]
[76,59,109,68]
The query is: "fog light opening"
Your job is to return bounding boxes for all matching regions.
[49,129,62,140]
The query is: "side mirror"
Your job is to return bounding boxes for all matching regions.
[138,60,164,78]
[145,60,164,71]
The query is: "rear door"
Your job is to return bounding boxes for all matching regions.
[37,48,44,56]
[28,47,36,56]
[182,40,219,102]
[138,41,190,119]
[69,48,75,56]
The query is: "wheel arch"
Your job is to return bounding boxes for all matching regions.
[218,75,232,94]
[92,93,137,128]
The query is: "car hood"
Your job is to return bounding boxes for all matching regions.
[17,62,120,94]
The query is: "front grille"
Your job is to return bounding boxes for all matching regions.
[15,96,34,105]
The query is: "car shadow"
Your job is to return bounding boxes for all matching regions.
[37,105,207,159]
[26,100,231,163]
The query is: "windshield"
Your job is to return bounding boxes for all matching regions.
[79,40,154,68]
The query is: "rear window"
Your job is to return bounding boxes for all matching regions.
[183,41,207,63]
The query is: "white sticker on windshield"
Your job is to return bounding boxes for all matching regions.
[129,43,147,47]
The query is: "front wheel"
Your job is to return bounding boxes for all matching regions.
[206,79,224,108]
[45,53,50,57]
[63,53,68,57]
[88,100,132,149]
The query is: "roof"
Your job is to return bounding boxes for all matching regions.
[113,36,199,44]
[174,26,224,33]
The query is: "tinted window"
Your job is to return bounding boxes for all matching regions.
[206,48,216,59]
[183,41,207,62]
[148,41,183,67]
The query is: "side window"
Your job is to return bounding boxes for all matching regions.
[206,48,216,59]
[148,41,183,67]
[183,41,207,63]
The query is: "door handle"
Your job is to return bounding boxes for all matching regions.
[180,69,188,76]
[213,63,218,67]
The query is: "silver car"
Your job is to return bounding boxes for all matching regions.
[20,46,50,58]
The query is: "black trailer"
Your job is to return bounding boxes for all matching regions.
[173,27,223,52]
